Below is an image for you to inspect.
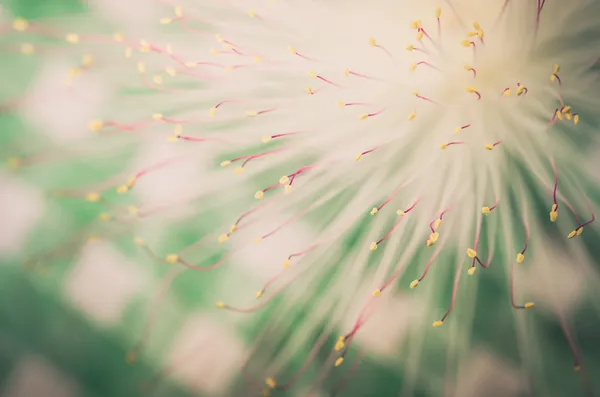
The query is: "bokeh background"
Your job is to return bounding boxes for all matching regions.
[1,1,600,397]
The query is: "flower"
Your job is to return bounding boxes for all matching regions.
[2,0,600,395]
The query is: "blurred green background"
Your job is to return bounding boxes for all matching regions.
[1,1,600,397]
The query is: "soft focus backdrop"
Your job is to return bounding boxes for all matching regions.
[1,1,600,397]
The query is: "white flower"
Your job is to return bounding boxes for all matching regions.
[5,0,600,395]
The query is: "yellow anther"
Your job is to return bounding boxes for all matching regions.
[426,239,434,247]
[429,232,439,242]
[254,191,264,200]
[220,160,231,167]
[343,69,350,77]
[576,227,583,236]
[114,32,124,42]
[218,234,229,243]
[467,267,476,275]
[406,44,415,51]
[86,192,100,202]
[66,33,79,43]
[397,210,405,216]
[567,230,577,239]
[467,248,477,258]
[359,113,369,120]
[152,113,163,121]
[369,242,378,251]
[233,167,244,175]
[440,143,448,150]
[416,31,423,41]
[134,237,145,246]
[215,301,225,309]
[524,302,535,309]
[165,254,179,263]
[454,127,462,134]
[208,107,218,117]
[210,48,220,55]
[485,144,494,151]
[415,20,422,28]
[287,46,296,55]
[408,111,416,121]
[116,185,129,194]
[263,378,277,389]
[410,279,419,289]
[461,40,471,47]
[153,75,163,85]
[370,207,378,216]
[432,320,443,328]
[137,62,146,74]
[369,37,377,47]
[517,86,525,96]
[282,259,291,269]
[412,89,420,96]
[550,74,556,82]
[246,111,258,117]
[436,7,442,18]
[337,100,346,108]
[574,365,581,372]
[410,20,419,29]
[556,110,563,120]
[99,213,111,221]
[516,253,525,263]
[12,18,29,32]
[253,56,262,63]
[565,112,572,121]
[503,89,512,96]
[306,87,314,95]
[255,237,263,244]
[81,55,93,68]
[552,203,558,212]
[335,357,344,367]
[477,29,484,39]
[409,63,417,71]
[174,6,183,17]
[256,290,264,299]
[372,289,381,297]
[553,64,560,74]
[165,67,177,77]
[473,22,481,30]
[88,120,103,132]
[248,9,256,18]
[184,61,196,68]
[279,175,290,184]
[263,389,271,397]
[334,339,345,351]
[562,106,571,113]
[308,70,318,78]
[5,157,22,169]
[160,18,172,24]
[20,43,35,55]
[574,114,580,125]
[434,219,442,228]
[466,86,478,93]
[229,224,237,233]
[128,206,139,215]
[284,185,293,194]
[482,206,490,215]
[261,136,272,144]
